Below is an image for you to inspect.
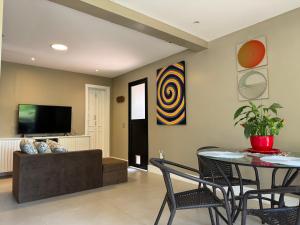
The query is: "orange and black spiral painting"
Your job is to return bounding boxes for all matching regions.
[157,61,186,125]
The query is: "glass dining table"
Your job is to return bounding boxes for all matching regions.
[197,148,300,222]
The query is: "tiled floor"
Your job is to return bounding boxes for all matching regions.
[0,170,261,225]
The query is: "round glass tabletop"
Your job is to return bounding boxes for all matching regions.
[198,148,300,168]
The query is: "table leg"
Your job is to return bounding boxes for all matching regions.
[271,168,279,208]
[231,165,264,224]
[213,162,237,223]
[232,164,243,223]
[253,167,264,211]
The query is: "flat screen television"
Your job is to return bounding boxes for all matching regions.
[18,104,72,134]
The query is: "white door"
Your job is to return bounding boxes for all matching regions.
[86,86,109,157]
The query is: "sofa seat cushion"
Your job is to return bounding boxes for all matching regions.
[102,158,128,186]
[102,158,127,172]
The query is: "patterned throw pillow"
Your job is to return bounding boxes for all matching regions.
[47,140,68,153]
[34,141,51,154]
[20,139,38,154]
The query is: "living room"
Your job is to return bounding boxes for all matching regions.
[0,1,300,225]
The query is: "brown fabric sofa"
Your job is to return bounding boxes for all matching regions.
[13,150,103,203]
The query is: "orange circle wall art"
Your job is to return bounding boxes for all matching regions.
[238,40,266,69]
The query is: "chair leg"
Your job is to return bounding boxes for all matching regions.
[224,203,233,225]
[213,207,220,225]
[256,185,264,224]
[258,193,263,210]
[154,196,167,225]
[208,208,216,225]
[167,210,176,225]
[210,188,220,225]
[232,198,242,223]
[241,208,247,225]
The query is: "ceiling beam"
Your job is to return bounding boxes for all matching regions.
[49,0,208,51]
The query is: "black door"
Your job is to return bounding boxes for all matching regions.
[128,78,148,170]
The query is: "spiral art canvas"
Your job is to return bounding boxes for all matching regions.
[157,61,186,125]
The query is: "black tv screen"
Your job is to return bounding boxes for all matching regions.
[18,104,72,134]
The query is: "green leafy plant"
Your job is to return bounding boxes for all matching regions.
[234,101,284,138]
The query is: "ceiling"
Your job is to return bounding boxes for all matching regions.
[3,0,300,77]
[111,0,300,41]
[2,0,185,77]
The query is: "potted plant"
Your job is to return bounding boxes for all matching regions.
[234,101,284,152]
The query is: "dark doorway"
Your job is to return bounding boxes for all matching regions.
[128,78,148,170]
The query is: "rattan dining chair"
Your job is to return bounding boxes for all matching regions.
[150,158,233,225]
[242,186,300,225]
[270,168,300,207]
[197,146,259,187]
[196,146,263,221]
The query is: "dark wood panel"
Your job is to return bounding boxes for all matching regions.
[128,78,148,170]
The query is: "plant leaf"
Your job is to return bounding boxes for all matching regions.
[270,103,283,109]
[234,102,284,137]
[234,106,250,119]
[269,103,283,114]
[234,116,247,126]
[249,101,256,109]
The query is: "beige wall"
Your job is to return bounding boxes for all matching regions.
[0,61,111,137]
[0,0,3,76]
[111,8,300,184]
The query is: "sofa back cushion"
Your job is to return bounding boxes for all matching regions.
[34,141,51,154]
[47,140,67,153]
[20,139,38,155]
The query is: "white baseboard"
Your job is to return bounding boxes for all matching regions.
[148,165,199,185]
[129,166,148,172]
[148,165,299,206]
[0,172,12,178]
[110,156,128,162]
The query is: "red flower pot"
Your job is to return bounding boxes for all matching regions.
[250,136,274,152]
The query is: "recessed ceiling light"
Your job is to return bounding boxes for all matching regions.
[51,43,68,51]
[31,57,36,61]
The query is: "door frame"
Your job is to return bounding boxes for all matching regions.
[85,84,110,156]
[128,78,149,170]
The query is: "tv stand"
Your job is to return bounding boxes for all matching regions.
[35,138,59,143]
